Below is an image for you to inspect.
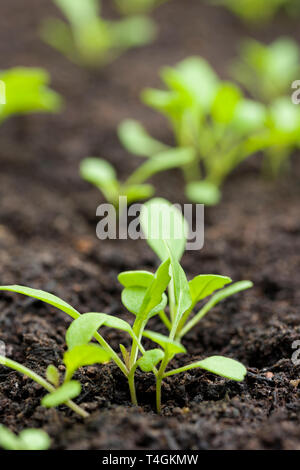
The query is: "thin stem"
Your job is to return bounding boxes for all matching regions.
[127,368,138,406]
[158,310,172,331]
[155,355,169,414]
[0,356,88,418]
[178,303,209,339]
[94,331,129,377]
[164,366,189,378]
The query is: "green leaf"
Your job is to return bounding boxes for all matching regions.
[127,147,195,185]
[143,330,186,355]
[46,364,60,387]
[64,344,111,381]
[205,281,253,311]
[118,270,155,288]
[166,242,192,335]
[122,287,167,317]
[212,82,242,124]
[42,381,81,408]
[232,100,266,134]
[123,183,155,204]
[118,119,169,157]
[140,197,188,262]
[0,285,80,320]
[66,312,133,350]
[0,67,62,122]
[172,356,247,382]
[53,0,99,28]
[0,426,21,450]
[185,181,221,206]
[80,158,119,203]
[18,429,51,451]
[189,275,232,305]
[137,349,164,372]
[162,57,219,110]
[111,15,157,49]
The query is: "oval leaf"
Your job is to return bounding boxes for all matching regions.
[137,349,164,372]
[42,381,81,408]
[118,270,154,288]
[118,119,168,157]
[143,330,186,355]
[189,275,232,305]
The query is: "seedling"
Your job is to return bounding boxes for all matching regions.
[0,200,252,413]
[209,0,288,24]
[0,67,62,124]
[41,0,157,67]
[80,147,195,211]
[0,425,50,451]
[114,0,169,15]
[119,57,267,205]
[231,38,300,103]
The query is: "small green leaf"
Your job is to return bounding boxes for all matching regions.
[137,349,164,372]
[143,330,186,355]
[0,285,80,320]
[212,83,242,124]
[205,280,253,311]
[18,429,51,451]
[64,344,111,381]
[140,198,188,262]
[46,364,60,387]
[123,183,155,204]
[66,312,133,350]
[118,270,154,288]
[0,426,21,450]
[189,275,232,305]
[122,287,167,317]
[182,356,247,382]
[80,158,119,203]
[111,15,157,49]
[42,381,81,408]
[185,181,221,206]
[118,119,169,157]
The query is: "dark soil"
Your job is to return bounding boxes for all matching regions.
[0,0,300,450]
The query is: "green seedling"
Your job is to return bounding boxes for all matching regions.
[0,67,62,124]
[80,147,195,211]
[114,0,169,15]
[0,425,51,451]
[41,0,157,67]
[231,37,300,103]
[119,57,267,205]
[0,200,252,413]
[209,0,288,24]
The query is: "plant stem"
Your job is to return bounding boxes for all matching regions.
[128,369,138,406]
[0,356,88,418]
[158,310,172,331]
[94,331,129,377]
[155,355,169,414]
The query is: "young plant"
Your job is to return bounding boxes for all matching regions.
[0,425,50,451]
[80,147,195,211]
[209,0,288,24]
[0,67,62,124]
[0,199,252,413]
[138,198,251,411]
[119,57,267,205]
[41,0,157,68]
[231,37,300,103]
[114,0,169,15]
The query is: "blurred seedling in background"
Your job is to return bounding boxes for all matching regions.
[231,37,300,103]
[209,0,291,25]
[0,67,62,124]
[119,57,268,205]
[114,0,169,15]
[0,425,50,451]
[80,147,195,212]
[0,198,251,413]
[41,0,157,68]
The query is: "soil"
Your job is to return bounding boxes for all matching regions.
[0,0,300,450]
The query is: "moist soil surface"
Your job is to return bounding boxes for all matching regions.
[0,0,300,450]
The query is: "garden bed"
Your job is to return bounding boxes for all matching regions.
[0,0,300,450]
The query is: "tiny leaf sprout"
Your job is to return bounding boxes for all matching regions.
[0,200,252,413]
[0,68,62,124]
[118,57,268,205]
[209,0,289,25]
[80,147,195,211]
[41,0,157,68]
[0,425,51,451]
[231,37,300,104]
[114,0,169,15]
